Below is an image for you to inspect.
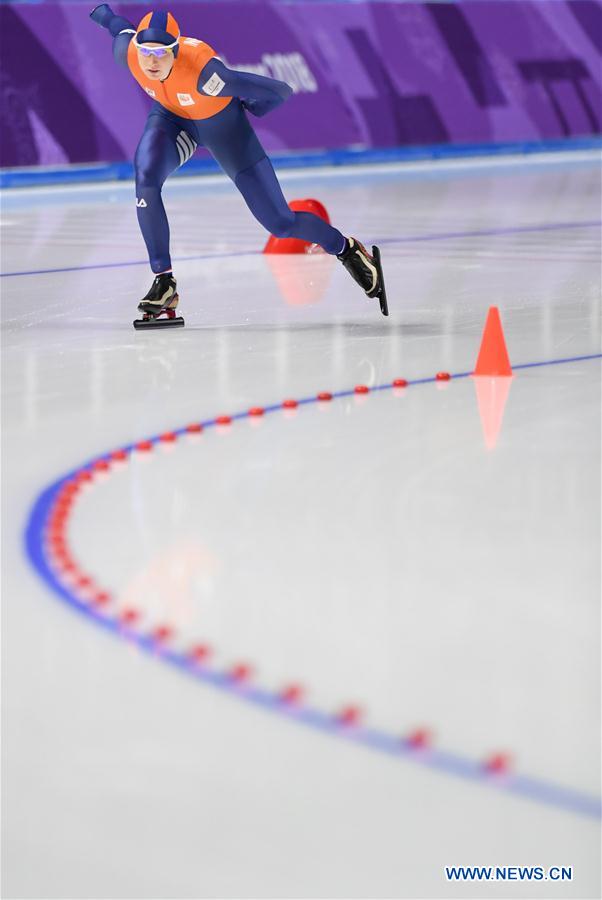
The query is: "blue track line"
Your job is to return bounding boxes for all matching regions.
[2,220,600,279]
[24,353,602,821]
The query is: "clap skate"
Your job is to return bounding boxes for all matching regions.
[133,273,185,330]
[337,238,389,316]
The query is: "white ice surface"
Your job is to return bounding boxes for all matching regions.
[1,154,601,899]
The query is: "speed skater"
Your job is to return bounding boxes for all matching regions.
[89,6,389,328]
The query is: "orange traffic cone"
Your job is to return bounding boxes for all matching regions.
[473,306,512,376]
[473,307,512,450]
[263,198,330,254]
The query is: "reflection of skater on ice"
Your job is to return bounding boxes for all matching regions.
[90,6,388,328]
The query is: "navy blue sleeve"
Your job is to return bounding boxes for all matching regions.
[90,4,135,68]
[197,58,293,117]
[112,30,135,67]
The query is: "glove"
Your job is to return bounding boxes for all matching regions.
[90,4,114,28]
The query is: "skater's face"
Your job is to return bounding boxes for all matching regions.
[137,43,175,80]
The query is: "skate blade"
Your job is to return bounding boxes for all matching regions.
[133,316,185,330]
[371,245,389,317]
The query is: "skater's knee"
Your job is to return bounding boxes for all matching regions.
[135,162,164,190]
[134,147,167,189]
[267,210,295,239]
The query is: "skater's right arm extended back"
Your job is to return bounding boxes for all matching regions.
[89,4,135,67]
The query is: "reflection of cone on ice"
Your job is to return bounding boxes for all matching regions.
[263,198,330,254]
[264,198,335,303]
[474,377,512,450]
[264,253,336,306]
[473,306,513,450]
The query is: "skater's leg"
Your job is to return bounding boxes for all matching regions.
[234,157,346,255]
[198,101,386,311]
[199,101,346,254]
[134,114,195,273]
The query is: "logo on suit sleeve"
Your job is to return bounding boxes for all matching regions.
[202,73,225,96]
[177,93,195,106]
[144,88,156,98]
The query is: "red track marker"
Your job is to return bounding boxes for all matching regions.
[152,625,173,642]
[484,752,512,774]
[279,684,304,705]
[120,608,140,625]
[189,644,212,662]
[336,705,362,727]
[229,663,253,682]
[406,728,432,750]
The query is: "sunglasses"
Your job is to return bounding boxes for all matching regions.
[133,36,179,58]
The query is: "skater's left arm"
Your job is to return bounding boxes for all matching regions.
[197,58,292,117]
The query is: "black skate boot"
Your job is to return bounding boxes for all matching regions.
[133,273,185,330]
[337,238,389,316]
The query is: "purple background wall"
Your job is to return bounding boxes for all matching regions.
[1,1,601,169]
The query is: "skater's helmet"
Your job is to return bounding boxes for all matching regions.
[134,11,180,57]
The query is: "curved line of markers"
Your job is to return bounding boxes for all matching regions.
[24,353,602,821]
